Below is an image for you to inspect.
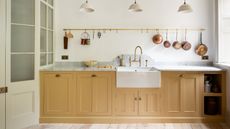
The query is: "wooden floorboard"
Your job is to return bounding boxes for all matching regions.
[24,123,230,129]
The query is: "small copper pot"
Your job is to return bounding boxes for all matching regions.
[152,30,163,44]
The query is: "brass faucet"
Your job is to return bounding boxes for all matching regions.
[132,46,143,66]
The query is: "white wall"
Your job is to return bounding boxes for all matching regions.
[55,0,215,62]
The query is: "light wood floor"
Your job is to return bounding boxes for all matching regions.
[24,123,230,129]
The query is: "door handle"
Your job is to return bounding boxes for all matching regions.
[55,74,60,77]
[0,87,8,94]
[91,74,97,77]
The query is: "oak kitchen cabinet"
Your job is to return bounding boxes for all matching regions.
[114,88,161,116]
[40,70,225,123]
[40,72,75,116]
[161,72,203,117]
[76,72,114,116]
[40,71,115,117]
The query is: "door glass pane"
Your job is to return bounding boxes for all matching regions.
[40,54,47,66]
[48,0,53,6]
[40,28,47,52]
[11,0,35,25]
[48,7,53,29]
[223,0,230,16]
[48,31,53,52]
[48,53,53,64]
[11,25,35,52]
[11,54,34,82]
[40,2,46,28]
[223,19,230,31]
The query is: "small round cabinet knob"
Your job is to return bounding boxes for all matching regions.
[179,74,184,78]
[91,74,97,77]
[55,74,60,77]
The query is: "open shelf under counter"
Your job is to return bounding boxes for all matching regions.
[203,93,224,97]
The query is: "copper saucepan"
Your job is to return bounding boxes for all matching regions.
[181,29,192,51]
[152,29,163,44]
[173,29,181,49]
[163,30,171,48]
[195,32,208,56]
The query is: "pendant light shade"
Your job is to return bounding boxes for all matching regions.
[178,0,193,13]
[128,0,143,12]
[80,0,95,13]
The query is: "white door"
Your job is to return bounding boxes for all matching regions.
[5,0,39,129]
[0,0,6,129]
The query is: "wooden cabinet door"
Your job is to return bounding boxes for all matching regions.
[76,72,93,115]
[76,72,113,116]
[92,72,112,115]
[180,74,202,116]
[162,72,202,116]
[162,72,181,115]
[41,72,75,116]
[114,89,138,116]
[139,89,161,116]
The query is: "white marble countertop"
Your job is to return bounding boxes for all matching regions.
[152,65,224,72]
[40,65,224,72]
[40,66,116,72]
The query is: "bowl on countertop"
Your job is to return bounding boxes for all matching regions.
[83,60,98,67]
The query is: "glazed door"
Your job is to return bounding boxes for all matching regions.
[5,0,39,129]
[0,0,6,128]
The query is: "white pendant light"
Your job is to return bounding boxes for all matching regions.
[128,0,143,12]
[178,0,193,13]
[80,0,95,13]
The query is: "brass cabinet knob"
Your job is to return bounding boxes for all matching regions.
[91,74,97,77]
[134,97,137,101]
[55,74,60,77]
[179,74,184,78]
[139,97,142,101]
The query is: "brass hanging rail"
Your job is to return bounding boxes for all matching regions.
[63,28,206,32]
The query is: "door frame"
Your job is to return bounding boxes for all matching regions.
[0,0,6,129]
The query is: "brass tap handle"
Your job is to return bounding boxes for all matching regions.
[139,56,142,67]
[145,60,148,67]
[129,56,132,67]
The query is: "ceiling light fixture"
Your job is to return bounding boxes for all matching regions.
[128,0,143,12]
[80,0,95,13]
[178,0,193,13]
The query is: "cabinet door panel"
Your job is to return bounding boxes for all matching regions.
[181,74,201,116]
[162,72,202,117]
[139,89,161,116]
[163,73,181,113]
[41,72,74,116]
[76,72,113,116]
[92,74,111,115]
[76,74,93,115]
[114,89,138,116]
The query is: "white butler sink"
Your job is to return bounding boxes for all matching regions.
[116,67,161,88]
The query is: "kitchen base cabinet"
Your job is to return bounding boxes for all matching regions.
[76,72,114,116]
[40,71,226,123]
[40,72,75,116]
[162,72,203,117]
[114,89,161,116]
